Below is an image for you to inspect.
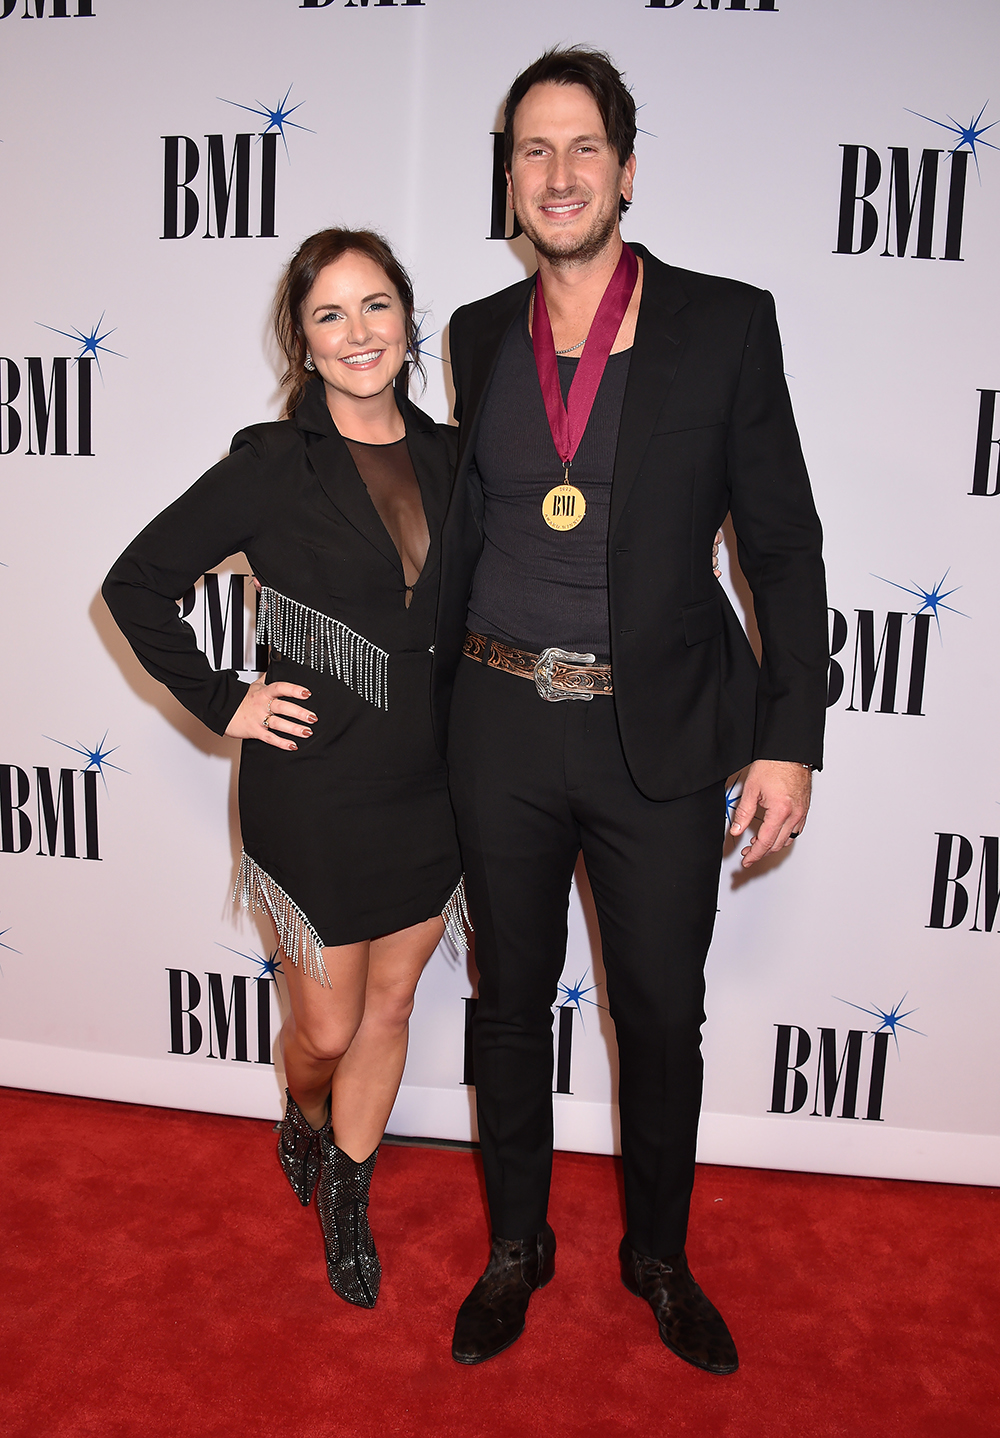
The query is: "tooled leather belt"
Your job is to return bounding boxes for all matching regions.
[462,631,613,702]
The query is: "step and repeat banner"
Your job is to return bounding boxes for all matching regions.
[1,0,997,1185]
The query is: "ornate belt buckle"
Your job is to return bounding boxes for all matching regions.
[533,647,596,703]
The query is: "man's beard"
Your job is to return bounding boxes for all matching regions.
[515,196,620,269]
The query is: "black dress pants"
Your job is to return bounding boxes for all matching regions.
[448,656,725,1258]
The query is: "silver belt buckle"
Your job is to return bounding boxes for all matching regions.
[533,647,596,703]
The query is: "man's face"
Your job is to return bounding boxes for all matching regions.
[507,81,635,266]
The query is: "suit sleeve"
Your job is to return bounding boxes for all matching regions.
[102,429,270,736]
[449,305,468,425]
[726,291,828,769]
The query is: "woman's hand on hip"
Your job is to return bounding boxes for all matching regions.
[225,678,317,750]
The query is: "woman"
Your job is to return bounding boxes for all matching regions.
[103,229,466,1309]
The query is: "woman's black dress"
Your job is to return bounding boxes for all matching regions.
[103,379,463,984]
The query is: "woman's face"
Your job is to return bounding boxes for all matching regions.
[300,251,408,404]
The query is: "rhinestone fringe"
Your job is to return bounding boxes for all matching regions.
[257,585,389,711]
[234,850,331,987]
[442,876,472,955]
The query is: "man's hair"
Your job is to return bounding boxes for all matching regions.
[503,48,637,219]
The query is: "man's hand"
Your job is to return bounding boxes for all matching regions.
[729,760,812,869]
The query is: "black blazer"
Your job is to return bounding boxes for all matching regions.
[104,381,456,736]
[432,243,828,801]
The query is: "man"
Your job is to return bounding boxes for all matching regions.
[432,48,827,1374]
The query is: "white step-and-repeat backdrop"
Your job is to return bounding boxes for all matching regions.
[2,0,998,1186]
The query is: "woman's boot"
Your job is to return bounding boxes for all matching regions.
[316,1134,381,1307]
[276,1089,327,1206]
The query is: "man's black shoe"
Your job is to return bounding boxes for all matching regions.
[452,1224,556,1365]
[619,1238,739,1374]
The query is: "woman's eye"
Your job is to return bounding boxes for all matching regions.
[318,311,342,324]
[367,302,389,313]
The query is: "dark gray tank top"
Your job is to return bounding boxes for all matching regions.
[467,308,630,658]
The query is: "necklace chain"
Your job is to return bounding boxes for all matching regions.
[530,293,586,356]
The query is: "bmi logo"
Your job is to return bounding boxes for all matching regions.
[835,103,997,261]
[182,572,266,675]
[0,315,122,457]
[161,87,311,241]
[300,1,425,7]
[167,946,282,1063]
[971,390,1000,497]
[487,134,522,242]
[927,833,1000,933]
[827,571,964,716]
[0,734,122,860]
[463,971,603,1094]
[0,2,93,16]
[646,1,777,9]
[769,997,922,1123]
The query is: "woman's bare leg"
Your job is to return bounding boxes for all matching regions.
[330,916,445,1160]
[279,940,370,1130]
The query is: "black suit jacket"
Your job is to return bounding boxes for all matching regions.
[104,380,456,736]
[432,243,828,801]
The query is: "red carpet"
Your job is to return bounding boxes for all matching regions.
[1,1088,996,1438]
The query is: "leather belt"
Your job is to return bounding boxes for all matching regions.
[463,631,613,703]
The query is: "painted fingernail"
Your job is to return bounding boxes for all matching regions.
[288,743,297,751]
[307,714,317,723]
[302,729,312,737]
[301,689,311,698]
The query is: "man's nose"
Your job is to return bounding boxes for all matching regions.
[546,152,575,191]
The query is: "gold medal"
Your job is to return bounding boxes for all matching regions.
[542,482,586,531]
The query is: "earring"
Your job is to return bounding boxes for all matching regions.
[304,353,315,372]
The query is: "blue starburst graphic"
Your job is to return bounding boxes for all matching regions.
[43,732,127,791]
[725,779,743,829]
[36,312,125,379]
[556,972,606,1030]
[872,569,967,639]
[216,942,283,979]
[0,917,21,976]
[218,84,313,158]
[412,315,444,366]
[908,101,999,181]
[834,993,925,1056]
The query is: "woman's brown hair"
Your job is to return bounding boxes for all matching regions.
[273,227,424,417]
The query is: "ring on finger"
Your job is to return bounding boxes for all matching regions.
[261,715,270,729]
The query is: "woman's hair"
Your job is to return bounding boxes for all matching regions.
[273,227,424,416]
[503,48,637,220]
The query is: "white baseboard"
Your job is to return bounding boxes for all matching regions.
[2,1038,996,1186]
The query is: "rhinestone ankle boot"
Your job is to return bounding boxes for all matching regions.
[316,1135,381,1308]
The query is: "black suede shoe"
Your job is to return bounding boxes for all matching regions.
[619,1238,738,1375]
[452,1224,556,1365]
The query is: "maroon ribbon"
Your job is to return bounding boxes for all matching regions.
[532,243,639,477]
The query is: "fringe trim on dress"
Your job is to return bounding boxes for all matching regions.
[257,586,389,711]
[234,851,332,987]
[442,876,472,956]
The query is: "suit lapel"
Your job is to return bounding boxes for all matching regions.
[293,382,443,578]
[609,246,690,537]
[454,279,534,514]
[304,429,403,572]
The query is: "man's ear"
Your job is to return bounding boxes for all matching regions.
[622,153,637,205]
